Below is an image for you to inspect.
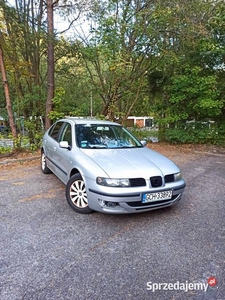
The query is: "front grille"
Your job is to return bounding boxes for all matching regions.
[150,176,162,187]
[128,174,175,188]
[130,178,146,187]
[165,174,174,183]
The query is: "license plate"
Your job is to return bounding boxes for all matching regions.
[142,190,172,203]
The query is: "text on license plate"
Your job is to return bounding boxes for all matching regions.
[142,190,173,203]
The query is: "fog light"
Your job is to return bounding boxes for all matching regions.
[107,201,117,207]
[98,199,106,207]
[98,199,118,208]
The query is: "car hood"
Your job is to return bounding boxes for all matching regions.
[80,147,180,178]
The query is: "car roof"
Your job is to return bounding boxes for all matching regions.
[62,117,121,126]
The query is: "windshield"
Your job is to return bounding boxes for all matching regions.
[75,124,143,149]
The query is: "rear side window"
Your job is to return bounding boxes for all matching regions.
[48,122,64,141]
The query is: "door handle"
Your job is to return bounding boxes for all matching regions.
[53,147,56,151]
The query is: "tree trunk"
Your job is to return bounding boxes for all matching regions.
[45,0,55,130]
[0,40,17,138]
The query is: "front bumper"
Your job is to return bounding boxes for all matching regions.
[87,180,186,214]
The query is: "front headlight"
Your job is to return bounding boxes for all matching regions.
[97,177,130,187]
[174,172,182,181]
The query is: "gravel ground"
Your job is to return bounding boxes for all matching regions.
[0,144,224,300]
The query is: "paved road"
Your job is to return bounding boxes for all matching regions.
[0,150,224,300]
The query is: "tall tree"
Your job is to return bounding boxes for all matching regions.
[45,0,92,128]
[77,0,163,122]
[0,32,17,137]
[0,0,47,120]
[45,0,55,129]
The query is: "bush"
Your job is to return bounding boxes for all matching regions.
[0,146,13,155]
[128,126,158,142]
[163,122,225,145]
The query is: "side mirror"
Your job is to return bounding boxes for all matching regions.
[59,141,71,150]
[140,140,147,147]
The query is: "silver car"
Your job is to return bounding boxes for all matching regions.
[41,117,186,214]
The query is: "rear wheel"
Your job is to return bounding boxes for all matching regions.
[66,174,93,214]
[41,150,51,174]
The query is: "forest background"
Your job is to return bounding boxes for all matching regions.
[0,0,225,151]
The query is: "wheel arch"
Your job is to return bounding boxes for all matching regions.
[69,168,81,178]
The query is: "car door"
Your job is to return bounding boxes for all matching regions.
[53,122,73,184]
[44,121,65,174]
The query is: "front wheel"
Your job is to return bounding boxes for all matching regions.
[66,174,93,214]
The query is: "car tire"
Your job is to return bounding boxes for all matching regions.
[66,174,93,214]
[41,150,52,174]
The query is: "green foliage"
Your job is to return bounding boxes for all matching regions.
[48,87,66,122]
[94,114,106,120]
[0,132,13,154]
[0,145,13,155]
[79,0,160,120]
[214,123,225,145]
[1,0,225,147]
[163,122,225,145]
[129,126,158,142]
[165,65,222,120]
[154,61,225,144]
[23,118,44,151]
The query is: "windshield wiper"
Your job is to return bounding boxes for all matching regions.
[89,144,107,149]
[116,145,135,148]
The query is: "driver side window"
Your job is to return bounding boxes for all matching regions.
[59,123,72,147]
